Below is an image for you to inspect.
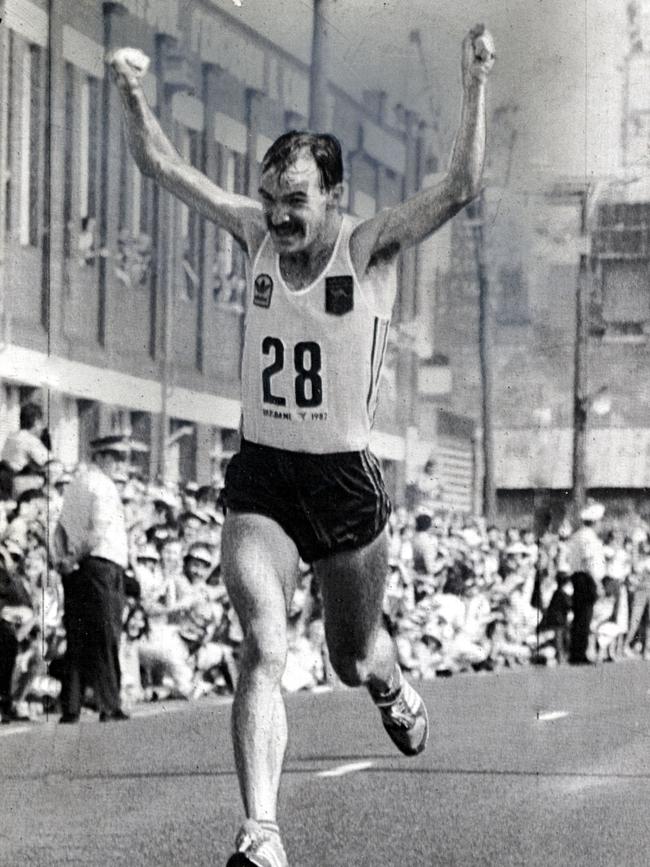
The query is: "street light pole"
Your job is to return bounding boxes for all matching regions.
[309,0,333,131]
[469,191,496,522]
[571,184,592,519]
[571,251,590,518]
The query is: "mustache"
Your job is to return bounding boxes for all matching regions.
[267,217,303,235]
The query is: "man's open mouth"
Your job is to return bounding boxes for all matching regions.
[270,222,302,238]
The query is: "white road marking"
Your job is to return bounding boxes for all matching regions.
[317,761,374,778]
[0,727,31,738]
[537,711,569,722]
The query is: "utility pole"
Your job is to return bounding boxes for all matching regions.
[467,192,496,522]
[571,191,590,519]
[0,1,9,352]
[156,36,176,483]
[468,107,516,523]
[309,0,333,130]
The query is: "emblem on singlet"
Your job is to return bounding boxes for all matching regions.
[254,273,274,308]
[325,275,354,315]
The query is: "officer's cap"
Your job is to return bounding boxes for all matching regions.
[90,435,149,455]
[580,502,605,523]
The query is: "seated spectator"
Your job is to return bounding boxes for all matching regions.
[8,546,63,719]
[130,543,194,701]
[536,573,573,664]
[0,540,33,723]
[179,508,211,546]
[3,489,47,552]
[0,403,49,500]
[625,534,650,659]
[120,603,150,706]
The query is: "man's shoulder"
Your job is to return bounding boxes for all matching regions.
[17,429,48,462]
[87,465,115,490]
[1,430,20,449]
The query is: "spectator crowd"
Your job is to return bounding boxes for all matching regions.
[1,404,649,724]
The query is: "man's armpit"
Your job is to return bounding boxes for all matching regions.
[368,240,400,268]
[241,218,268,263]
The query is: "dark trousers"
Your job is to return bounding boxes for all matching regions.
[60,557,124,717]
[0,461,14,500]
[0,620,19,716]
[570,571,598,663]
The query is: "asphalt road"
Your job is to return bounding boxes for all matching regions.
[1,661,649,867]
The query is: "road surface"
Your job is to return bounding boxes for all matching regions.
[1,661,649,866]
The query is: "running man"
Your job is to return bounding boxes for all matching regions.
[111,24,495,867]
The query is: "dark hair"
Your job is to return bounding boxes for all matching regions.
[261,131,343,191]
[123,602,150,640]
[17,488,45,508]
[196,485,215,504]
[20,403,43,430]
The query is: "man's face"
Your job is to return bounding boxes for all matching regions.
[24,551,46,583]
[126,608,146,639]
[161,541,183,573]
[97,452,128,479]
[184,555,211,583]
[31,416,45,436]
[258,151,339,253]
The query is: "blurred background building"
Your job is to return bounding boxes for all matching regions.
[0,0,648,525]
[430,0,650,527]
[0,0,471,503]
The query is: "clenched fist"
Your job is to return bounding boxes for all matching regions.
[462,25,496,86]
[107,47,150,91]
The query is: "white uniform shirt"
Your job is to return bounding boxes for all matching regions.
[568,526,606,581]
[58,465,128,568]
[1,429,48,472]
[241,215,397,453]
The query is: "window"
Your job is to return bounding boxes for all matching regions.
[117,126,128,233]
[78,74,100,264]
[496,265,530,326]
[62,63,74,262]
[19,45,31,245]
[4,31,14,234]
[179,128,201,301]
[213,145,245,308]
[132,165,141,235]
[27,44,42,247]
[79,74,99,222]
[115,126,152,292]
[601,260,649,340]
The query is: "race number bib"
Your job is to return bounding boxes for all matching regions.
[260,335,328,422]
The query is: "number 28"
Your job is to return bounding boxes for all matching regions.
[262,336,323,408]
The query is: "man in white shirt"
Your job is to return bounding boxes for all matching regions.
[567,502,606,665]
[0,403,49,500]
[54,436,133,723]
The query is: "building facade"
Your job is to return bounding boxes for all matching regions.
[0,0,445,499]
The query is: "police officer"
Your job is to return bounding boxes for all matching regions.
[567,502,606,665]
[54,436,133,722]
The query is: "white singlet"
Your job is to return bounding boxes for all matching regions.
[241,215,397,454]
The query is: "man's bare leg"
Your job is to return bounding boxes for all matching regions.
[316,530,396,690]
[221,513,298,838]
[315,530,428,756]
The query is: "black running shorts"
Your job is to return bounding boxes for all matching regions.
[223,438,391,563]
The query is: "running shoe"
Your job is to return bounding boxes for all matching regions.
[375,673,429,756]
[226,819,288,867]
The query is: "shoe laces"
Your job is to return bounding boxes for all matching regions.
[380,682,419,729]
[236,820,284,861]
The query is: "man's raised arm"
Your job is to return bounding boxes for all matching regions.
[108,48,263,249]
[352,26,495,271]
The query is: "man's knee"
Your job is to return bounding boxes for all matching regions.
[240,626,288,683]
[327,649,373,687]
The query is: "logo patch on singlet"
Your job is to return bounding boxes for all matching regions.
[325,275,354,315]
[254,273,274,308]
